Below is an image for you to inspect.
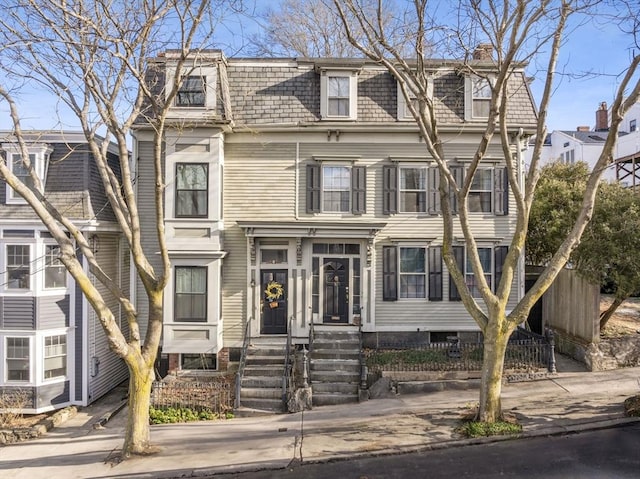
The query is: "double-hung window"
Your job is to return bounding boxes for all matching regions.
[44,335,67,379]
[399,247,426,298]
[383,164,439,215]
[319,68,358,120]
[397,77,432,121]
[465,75,492,120]
[175,266,207,322]
[44,245,67,289]
[468,169,493,213]
[449,246,508,300]
[6,337,30,382]
[176,75,205,107]
[383,245,443,301]
[400,167,427,212]
[307,162,366,214]
[6,245,30,290]
[176,163,208,217]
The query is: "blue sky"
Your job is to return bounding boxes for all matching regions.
[1,2,637,133]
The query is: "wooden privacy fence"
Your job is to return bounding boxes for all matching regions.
[366,329,554,373]
[151,381,232,413]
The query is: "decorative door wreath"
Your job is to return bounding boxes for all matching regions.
[264,280,284,308]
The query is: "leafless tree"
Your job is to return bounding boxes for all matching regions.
[332,0,640,422]
[0,0,242,458]
[249,0,420,57]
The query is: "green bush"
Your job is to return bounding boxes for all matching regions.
[149,406,221,424]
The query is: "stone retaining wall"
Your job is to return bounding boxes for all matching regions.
[553,328,640,371]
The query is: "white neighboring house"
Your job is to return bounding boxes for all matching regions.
[528,101,640,186]
[614,101,640,187]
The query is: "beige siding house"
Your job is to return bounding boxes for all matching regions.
[134,50,537,375]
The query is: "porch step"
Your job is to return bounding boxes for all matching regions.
[310,358,360,372]
[238,337,290,413]
[310,329,362,407]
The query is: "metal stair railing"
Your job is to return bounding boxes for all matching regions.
[234,318,252,409]
[282,315,294,409]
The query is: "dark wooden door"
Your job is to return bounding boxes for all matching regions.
[261,269,288,334]
[323,258,349,323]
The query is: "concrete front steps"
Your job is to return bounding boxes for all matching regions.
[310,326,362,406]
[238,337,289,413]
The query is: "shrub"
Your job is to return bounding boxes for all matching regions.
[149,406,223,424]
[0,389,30,428]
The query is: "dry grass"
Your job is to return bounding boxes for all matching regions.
[600,295,640,338]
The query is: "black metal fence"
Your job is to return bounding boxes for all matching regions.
[151,380,232,414]
[366,328,555,373]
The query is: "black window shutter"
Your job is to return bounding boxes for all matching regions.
[449,245,465,301]
[428,166,441,214]
[494,245,508,293]
[428,246,443,301]
[382,165,397,214]
[306,163,321,213]
[450,166,463,215]
[494,167,509,215]
[351,165,366,214]
[382,246,398,301]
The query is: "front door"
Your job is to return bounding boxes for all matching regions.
[323,258,349,323]
[261,269,288,334]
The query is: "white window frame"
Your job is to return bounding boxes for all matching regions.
[320,69,358,120]
[399,246,427,299]
[5,336,32,383]
[5,244,31,291]
[397,78,433,121]
[399,166,428,213]
[468,168,494,213]
[464,74,493,121]
[166,64,217,110]
[630,119,637,132]
[43,244,68,290]
[2,145,51,204]
[43,333,67,381]
[322,164,352,213]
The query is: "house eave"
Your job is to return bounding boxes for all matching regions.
[237,220,386,239]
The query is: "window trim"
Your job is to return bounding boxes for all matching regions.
[320,70,358,120]
[174,266,208,323]
[175,163,209,218]
[306,162,366,215]
[6,336,32,383]
[397,78,433,121]
[399,246,427,299]
[2,145,52,204]
[399,166,428,213]
[44,244,67,290]
[43,334,67,381]
[383,244,442,301]
[449,245,508,301]
[464,74,494,121]
[6,244,31,291]
[166,63,218,110]
[468,168,494,213]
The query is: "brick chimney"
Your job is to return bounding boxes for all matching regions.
[472,43,494,61]
[595,102,609,131]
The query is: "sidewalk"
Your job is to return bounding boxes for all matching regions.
[1,365,639,479]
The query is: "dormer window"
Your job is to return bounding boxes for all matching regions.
[2,144,51,204]
[465,75,493,121]
[166,63,217,110]
[319,69,359,120]
[176,76,206,107]
[397,78,433,121]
